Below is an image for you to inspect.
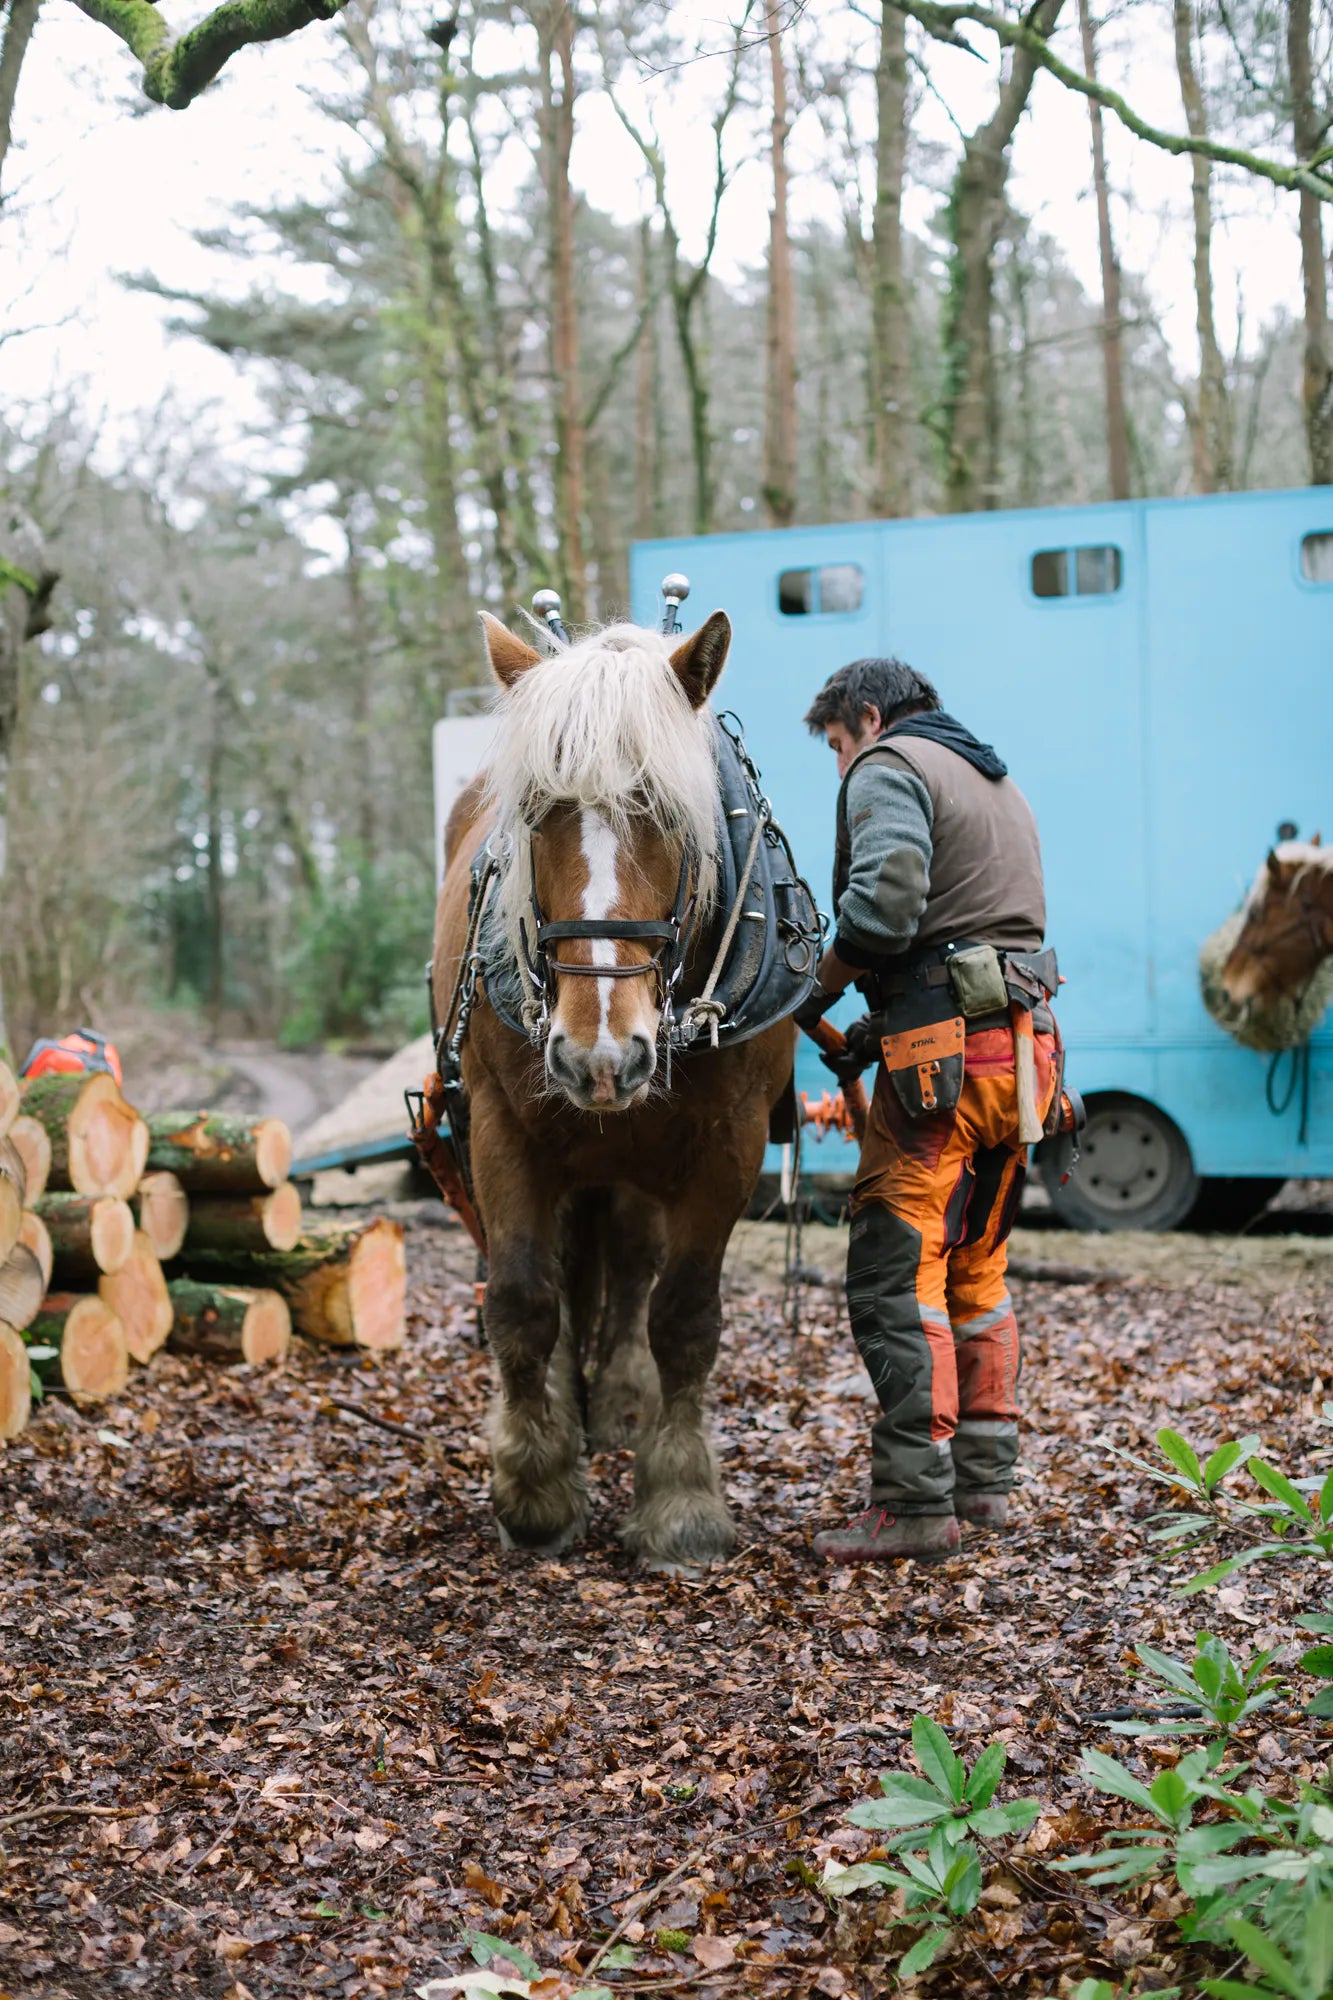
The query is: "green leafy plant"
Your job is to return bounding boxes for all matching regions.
[1110,1633,1285,1742]
[1202,1896,1333,1999]
[821,1715,1040,1977]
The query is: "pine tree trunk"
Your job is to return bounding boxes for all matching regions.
[1173,0,1231,491]
[167,1280,290,1366]
[871,3,912,517]
[144,1110,292,1192]
[36,1192,135,1282]
[944,0,1064,513]
[183,1182,302,1255]
[0,1322,29,1437]
[9,1113,50,1202]
[98,1233,172,1364]
[763,1,797,528]
[634,222,660,539]
[182,1218,405,1350]
[1288,0,1333,484]
[26,1295,129,1400]
[0,1244,43,1330]
[0,0,40,201]
[1078,0,1130,501]
[135,1171,189,1262]
[541,4,587,618]
[21,1070,145,1198]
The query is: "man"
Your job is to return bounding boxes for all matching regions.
[796,656,1062,1563]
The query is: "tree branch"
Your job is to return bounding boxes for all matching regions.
[0,0,39,199]
[890,0,1333,201]
[67,0,345,110]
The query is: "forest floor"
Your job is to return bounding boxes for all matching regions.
[2,1205,1330,2000]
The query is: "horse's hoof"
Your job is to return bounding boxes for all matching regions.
[619,1496,736,1569]
[496,1515,585,1557]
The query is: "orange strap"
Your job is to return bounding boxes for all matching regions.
[409,1071,488,1256]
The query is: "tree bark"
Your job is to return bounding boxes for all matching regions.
[1173,0,1232,490]
[19,1071,144,1199]
[943,0,1065,512]
[763,1,798,528]
[182,1182,302,1255]
[0,1058,18,1140]
[0,0,40,202]
[167,1279,290,1365]
[134,1171,188,1262]
[1077,0,1130,500]
[538,3,587,617]
[98,1232,172,1364]
[36,1192,136,1282]
[144,1110,292,1191]
[0,1321,29,1437]
[1288,0,1333,483]
[634,223,661,539]
[182,1217,405,1349]
[26,1293,128,1399]
[872,3,913,516]
[66,0,344,110]
[0,1244,42,1330]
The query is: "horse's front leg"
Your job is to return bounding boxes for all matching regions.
[473,1097,587,1553]
[620,1190,736,1570]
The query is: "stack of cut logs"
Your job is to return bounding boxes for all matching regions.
[0,1059,406,1441]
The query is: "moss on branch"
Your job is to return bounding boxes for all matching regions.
[69,0,345,109]
[892,0,1333,204]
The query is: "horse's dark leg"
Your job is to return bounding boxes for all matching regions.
[472,1092,587,1553]
[587,1188,664,1453]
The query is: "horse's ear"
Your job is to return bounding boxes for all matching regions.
[1268,848,1284,882]
[1313,831,1323,846]
[480,611,542,689]
[669,611,731,709]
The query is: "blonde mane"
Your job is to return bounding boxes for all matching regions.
[1243,839,1333,916]
[487,623,720,950]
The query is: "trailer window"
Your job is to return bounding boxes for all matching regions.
[778,563,865,616]
[1032,544,1122,599]
[1301,533,1333,583]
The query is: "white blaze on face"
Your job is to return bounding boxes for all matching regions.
[579,806,621,1053]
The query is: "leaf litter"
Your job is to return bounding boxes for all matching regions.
[0,1206,1329,1997]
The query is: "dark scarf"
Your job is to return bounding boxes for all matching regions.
[882,711,1008,781]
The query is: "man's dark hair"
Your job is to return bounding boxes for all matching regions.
[803,657,942,737]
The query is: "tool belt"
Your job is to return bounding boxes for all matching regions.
[861,940,1062,1128]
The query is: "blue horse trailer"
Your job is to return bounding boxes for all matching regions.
[630,489,1333,1230]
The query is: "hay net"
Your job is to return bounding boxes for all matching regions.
[1198,911,1333,1052]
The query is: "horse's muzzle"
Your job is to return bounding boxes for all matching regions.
[546,1028,657,1110]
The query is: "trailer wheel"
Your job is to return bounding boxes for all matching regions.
[1042,1092,1199,1232]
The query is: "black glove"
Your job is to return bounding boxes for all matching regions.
[819,1014,879,1088]
[793,987,837,1035]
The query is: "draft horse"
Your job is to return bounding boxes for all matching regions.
[1222,837,1333,1008]
[432,610,795,1568]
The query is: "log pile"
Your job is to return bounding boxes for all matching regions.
[1,1058,407,1444]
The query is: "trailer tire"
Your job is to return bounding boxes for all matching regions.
[1042,1092,1199,1233]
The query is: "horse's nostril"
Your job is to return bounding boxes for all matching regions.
[546,1034,582,1089]
[621,1033,656,1090]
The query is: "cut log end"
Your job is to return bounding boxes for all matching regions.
[32,1295,129,1400]
[18,1211,53,1290]
[184,1181,302,1257]
[24,1071,141,1198]
[99,1233,172,1364]
[0,1169,20,1266]
[242,1290,291,1365]
[167,1279,290,1366]
[135,1172,188,1261]
[0,1245,46,1331]
[145,1111,293,1192]
[254,1118,293,1189]
[0,1321,31,1438]
[345,1218,407,1350]
[9,1117,51,1204]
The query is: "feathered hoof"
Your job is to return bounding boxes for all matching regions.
[619,1492,736,1570]
[491,1471,589,1557]
[496,1509,588,1557]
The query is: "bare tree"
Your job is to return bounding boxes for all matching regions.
[1173,0,1232,489]
[532,2,588,614]
[871,4,913,515]
[1288,0,1333,481]
[1076,0,1130,499]
[0,0,39,200]
[763,0,798,527]
[65,0,343,110]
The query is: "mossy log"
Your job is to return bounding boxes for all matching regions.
[0,1246,45,1331]
[0,1060,18,1140]
[182,1218,405,1350]
[36,1193,135,1283]
[19,1072,145,1198]
[145,1111,291,1193]
[9,1116,51,1203]
[183,1181,301,1255]
[134,1171,188,1262]
[25,1295,129,1400]
[18,1211,52,1290]
[167,1280,291,1366]
[98,1232,172,1364]
[0,1322,30,1438]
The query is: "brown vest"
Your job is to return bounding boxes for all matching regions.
[834,736,1046,956]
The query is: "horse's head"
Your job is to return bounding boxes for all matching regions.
[483,609,728,1112]
[1221,838,1332,1007]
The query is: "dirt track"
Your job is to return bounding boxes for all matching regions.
[1,1211,1328,1998]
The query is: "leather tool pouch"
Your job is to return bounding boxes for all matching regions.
[946,943,1009,1019]
[879,999,965,1120]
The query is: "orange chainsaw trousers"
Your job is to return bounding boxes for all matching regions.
[845,1024,1059,1516]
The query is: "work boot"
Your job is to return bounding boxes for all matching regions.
[813,1508,961,1564]
[955,1491,1010,1529]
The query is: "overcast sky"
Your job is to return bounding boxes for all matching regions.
[3,0,1304,478]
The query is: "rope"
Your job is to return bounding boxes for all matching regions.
[1266,1038,1313,1146]
[679,809,766,1050]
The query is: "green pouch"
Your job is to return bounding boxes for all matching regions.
[947,944,1009,1018]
